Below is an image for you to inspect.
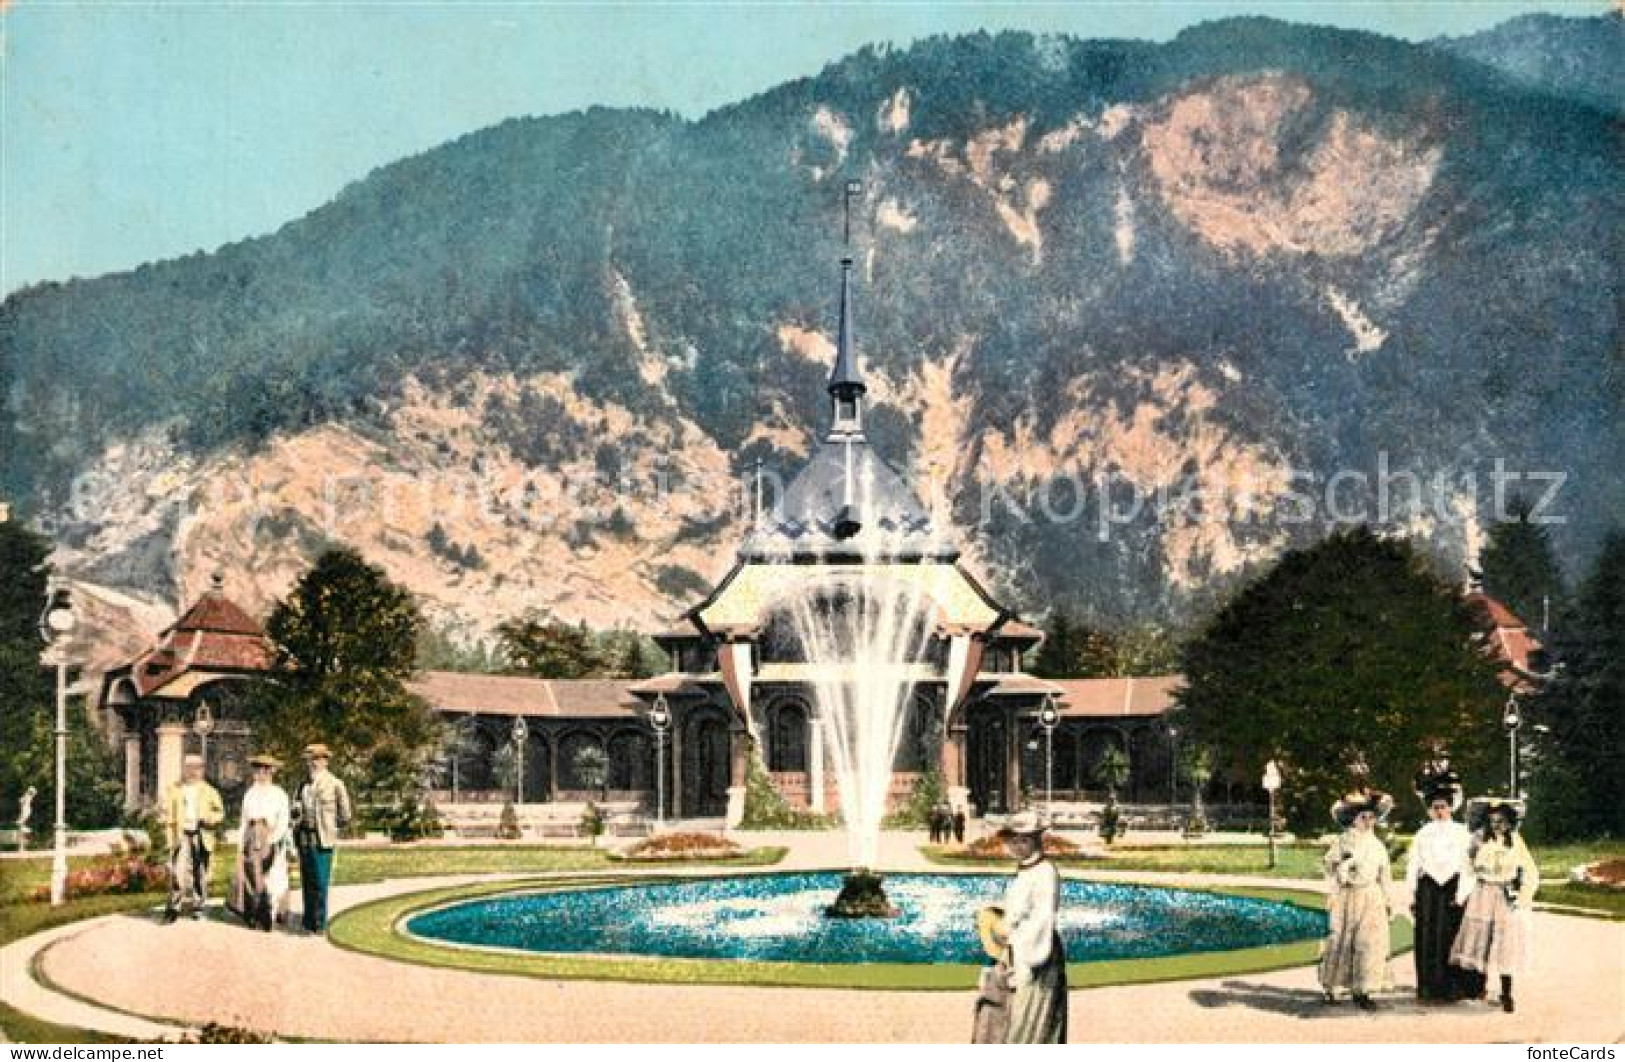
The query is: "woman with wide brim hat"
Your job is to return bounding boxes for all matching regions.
[973,811,1067,1043]
[1318,789,1396,1011]
[1404,766,1481,1002]
[232,753,291,932]
[1450,798,1540,1013]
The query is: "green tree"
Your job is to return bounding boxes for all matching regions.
[497,614,604,678]
[248,547,437,814]
[1179,527,1505,832]
[0,520,53,822]
[1479,497,1566,631]
[1526,530,1625,840]
[614,633,658,680]
[1030,611,1118,678]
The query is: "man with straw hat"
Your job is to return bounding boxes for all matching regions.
[232,753,291,931]
[161,752,224,922]
[1319,789,1397,1010]
[973,810,1068,1043]
[293,743,352,934]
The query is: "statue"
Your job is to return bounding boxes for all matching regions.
[16,786,37,852]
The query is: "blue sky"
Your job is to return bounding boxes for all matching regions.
[1,1,1608,295]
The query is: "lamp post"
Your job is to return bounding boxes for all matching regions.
[511,716,528,805]
[1167,724,1180,816]
[650,694,671,828]
[1262,759,1283,870]
[1502,695,1522,799]
[193,700,215,780]
[1037,696,1060,818]
[38,584,76,908]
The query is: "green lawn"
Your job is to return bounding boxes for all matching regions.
[923,842,1329,878]
[0,1001,130,1044]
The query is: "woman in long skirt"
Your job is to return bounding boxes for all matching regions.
[1319,790,1395,1011]
[1405,768,1480,1002]
[232,754,291,931]
[1450,799,1540,1013]
[991,811,1067,1043]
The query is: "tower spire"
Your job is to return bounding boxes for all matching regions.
[828,179,866,440]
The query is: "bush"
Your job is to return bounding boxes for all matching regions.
[883,769,946,829]
[1099,800,1126,845]
[580,802,605,846]
[497,801,521,840]
[737,756,837,830]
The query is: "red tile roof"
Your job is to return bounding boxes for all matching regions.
[103,581,274,701]
[410,671,643,719]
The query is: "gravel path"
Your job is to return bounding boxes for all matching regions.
[5,835,1621,1043]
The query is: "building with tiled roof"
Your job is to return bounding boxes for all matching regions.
[102,573,276,809]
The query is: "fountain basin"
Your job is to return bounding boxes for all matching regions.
[404,872,1326,965]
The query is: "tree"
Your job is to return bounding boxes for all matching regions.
[571,744,609,799]
[614,633,657,680]
[1094,747,1131,845]
[1179,527,1506,832]
[248,547,437,818]
[1030,611,1118,678]
[1479,498,1566,631]
[0,520,52,823]
[1180,746,1213,836]
[1526,530,1625,840]
[497,614,604,678]
[0,521,124,830]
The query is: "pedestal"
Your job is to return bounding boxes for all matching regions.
[725,786,746,829]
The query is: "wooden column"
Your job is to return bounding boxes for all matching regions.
[123,733,143,811]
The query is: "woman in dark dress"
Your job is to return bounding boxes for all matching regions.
[1403,767,1480,1001]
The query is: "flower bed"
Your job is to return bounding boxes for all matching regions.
[963,832,1082,859]
[1571,858,1625,889]
[30,857,168,902]
[617,831,742,861]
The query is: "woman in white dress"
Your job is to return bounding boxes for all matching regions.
[232,754,291,931]
[1319,790,1395,1011]
[988,810,1067,1043]
[1450,799,1540,1013]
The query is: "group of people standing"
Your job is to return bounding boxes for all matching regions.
[1318,768,1540,1013]
[928,801,966,845]
[160,742,353,935]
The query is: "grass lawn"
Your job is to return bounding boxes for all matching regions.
[0,1001,130,1044]
[329,874,1361,991]
[923,841,1329,879]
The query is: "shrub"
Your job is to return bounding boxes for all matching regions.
[580,801,605,846]
[497,800,521,840]
[883,769,946,829]
[737,756,836,830]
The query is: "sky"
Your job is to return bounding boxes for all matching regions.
[1,1,1610,295]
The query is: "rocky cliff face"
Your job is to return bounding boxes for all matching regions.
[4,18,1620,661]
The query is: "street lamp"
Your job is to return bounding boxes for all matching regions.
[38,583,76,908]
[1167,724,1180,816]
[1262,760,1283,870]
[193,700,215,779]
[1037,696,1060,818]
[649,694,671,827]
[1502,695,1522,798]
[511,716,529,805]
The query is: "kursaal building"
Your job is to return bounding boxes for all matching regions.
[103,254,1182,826]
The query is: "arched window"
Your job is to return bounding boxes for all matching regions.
[559,731,607,792]
[766,701,809,772]
[893,695,942,771]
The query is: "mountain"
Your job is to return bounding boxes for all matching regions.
[1435,12,1624,114]
[2,16,1621,660]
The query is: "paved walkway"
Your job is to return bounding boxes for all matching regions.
[4,837,1622,1043]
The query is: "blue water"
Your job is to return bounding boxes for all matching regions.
[406,872,1326,964]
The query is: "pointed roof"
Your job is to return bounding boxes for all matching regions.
[100,575,274,703]
[827,257,864,395]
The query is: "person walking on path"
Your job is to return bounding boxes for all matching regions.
[990,810,1067,1043]
[1319,789,1396,1011]
[1450,798,1540,1013]
[162,753,224,922]
[231,754,291,931]
[1405,767,1479,1002]
[293,743,352,934]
